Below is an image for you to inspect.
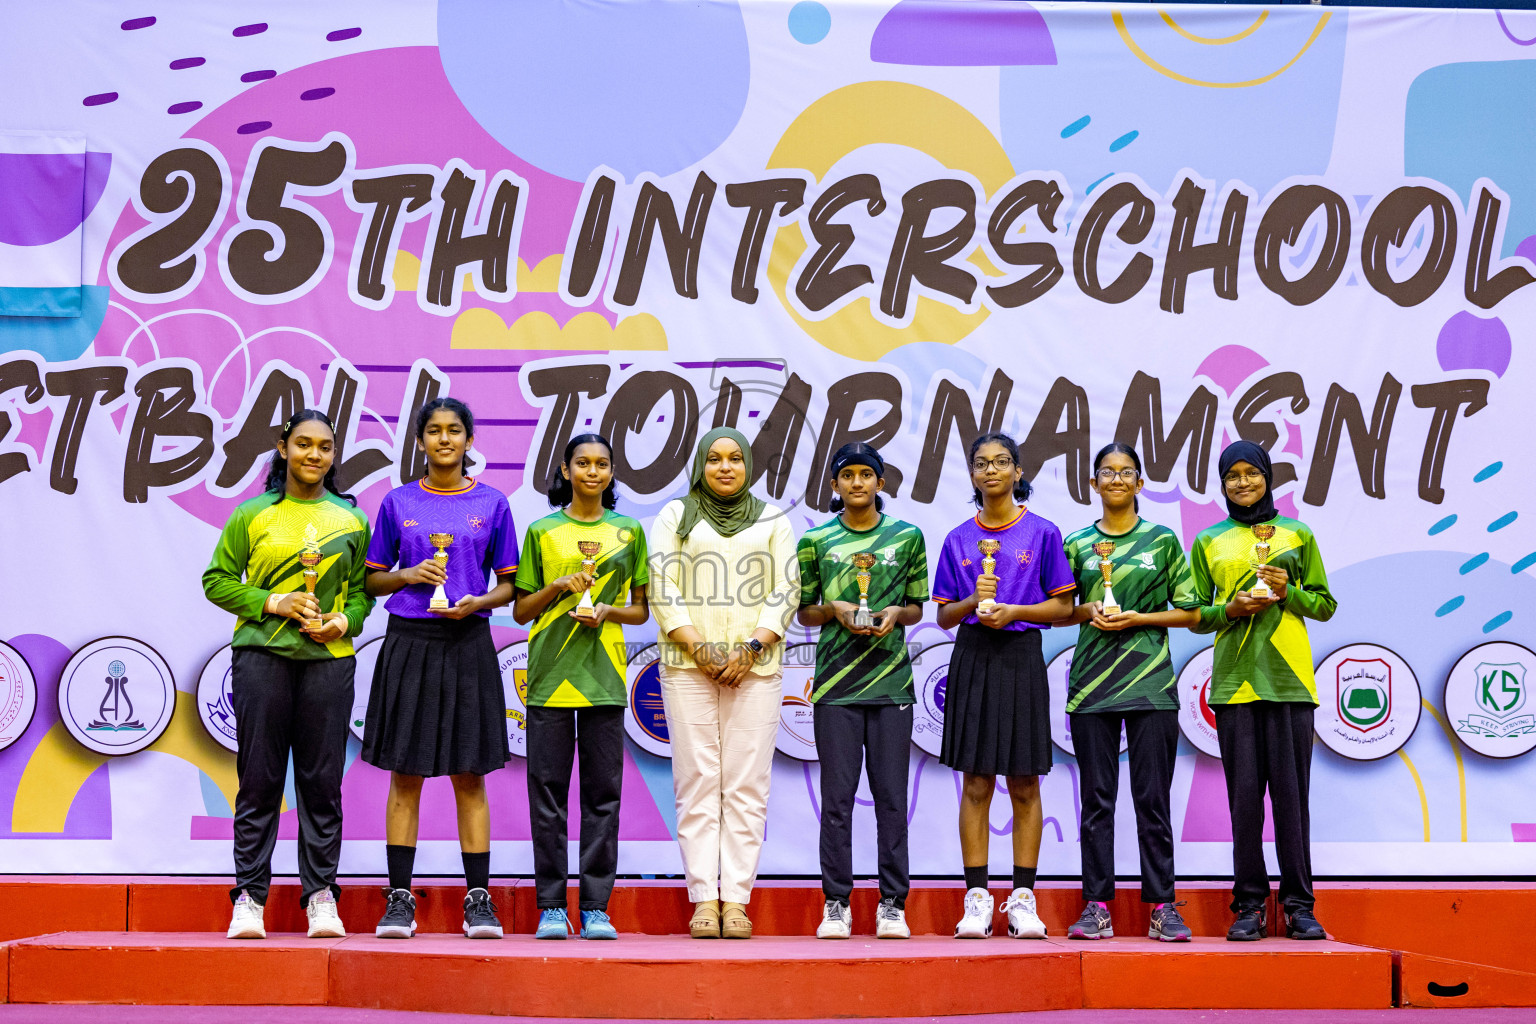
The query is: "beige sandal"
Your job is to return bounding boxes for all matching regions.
[689,900,721,939]
[721,901,752,939]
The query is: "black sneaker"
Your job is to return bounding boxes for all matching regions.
[1067,901,1113,939]
[1226,906,1266,941]
[463,887,504,939]
[1148,901,1192,942]
[375,887,417,939]
[1285,906,1326,940]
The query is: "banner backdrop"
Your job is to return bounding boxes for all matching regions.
[0,0,1533,879]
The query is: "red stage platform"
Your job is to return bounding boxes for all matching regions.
[0,878,1531,1015]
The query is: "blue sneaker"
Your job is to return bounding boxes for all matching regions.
[580,909,617,940]
[535,908,570,939]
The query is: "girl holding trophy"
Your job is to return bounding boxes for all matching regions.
[1057,442,1200,942]
[648,427,799,940]
[795,442,929,940]
[203,409,373,940]
[512,434,650,940]
[1189,440,1337,941]
[362,397,519,940]
[932,433,1075,940]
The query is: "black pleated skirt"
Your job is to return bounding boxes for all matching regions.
[362,615,509,777]
[940,623,1053,777]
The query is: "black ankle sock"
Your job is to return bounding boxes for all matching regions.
[463,850,491,892]
[963,865,989,891]
[1013,865,1037,891]
[385,844,415,892]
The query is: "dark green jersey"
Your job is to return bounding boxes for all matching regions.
[796,515,929,705]
[1063,519,1198,713]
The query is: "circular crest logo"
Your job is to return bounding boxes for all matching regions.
[1314,643,1420,761]
[1175,646,1221,758]
[1045,647,1127,756]
[59,637,175,756]
[910,641,952,757]
[776,643,818,761]
[497,640,529,758]
[1444,641,1536,759]
[0,639,39,752]
[347,637,386,743]
[625,642,670,757]
[195,645,238,753]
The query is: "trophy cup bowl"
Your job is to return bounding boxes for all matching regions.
[977,539,1001,613]
[1093,540,1120,615]
[574,540,602,619]
[1249,524,1275,599]
[851,553,876,629]
[428,533,454,610]
[299,524,323,632]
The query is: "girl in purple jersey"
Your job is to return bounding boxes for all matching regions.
[362,398,519,941]
[932,432,1075,941]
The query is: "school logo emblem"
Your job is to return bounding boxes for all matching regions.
[909,641,953,757]
[195,645,238,753]
[624,643,670,757]
[776,644,818,761]
[466,513,485,530]
[347,637,385,742]
[1176,646,1222,758]
[1017,550,1032,566]
[1444,642,1536,759]
[1315,645,1419,760]
[1138,552,1157,570]
[497,640,530,758]
[59,637,174,756]
[0,640,38,753]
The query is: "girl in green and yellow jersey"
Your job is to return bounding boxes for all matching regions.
[202,409,373,941]
[513,433,649,941]
[1059,443,1199,943]
[1189,439,1337,942]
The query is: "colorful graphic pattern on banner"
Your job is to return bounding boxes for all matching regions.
[0,0,1533,876]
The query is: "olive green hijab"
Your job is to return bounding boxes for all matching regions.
[675,427,766,539]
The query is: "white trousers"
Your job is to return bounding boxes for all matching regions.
[659,665,783,903]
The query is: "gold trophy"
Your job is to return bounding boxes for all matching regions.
[851,553,877,629]
[428,533,454,610]
[977,539,1001,613]
[299,524,323,633]
[574,540,602,619]
[1249,524,1276,599]
[1093,540,1120,615]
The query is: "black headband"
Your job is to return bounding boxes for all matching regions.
[831,445,884,478]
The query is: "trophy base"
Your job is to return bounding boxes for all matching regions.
[1249,585,1271,600]
[852,613,874,629]
[977,598,996,614]
[1102,604,1121,617]
[428,600,449,610]
[574,594,597,619]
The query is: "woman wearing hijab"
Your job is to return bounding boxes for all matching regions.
[1189,440,1337,942]
[649,427,799,939]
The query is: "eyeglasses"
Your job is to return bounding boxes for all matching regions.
[971,457,1015,472]
[1095,468,1139,483]
[1223,469,1265,485]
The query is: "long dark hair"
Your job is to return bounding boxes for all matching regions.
[547,433,618,510]
[827,441,886,514]
[415,396,475,475]
[263,409,355,506]
[1094,441,1142,513]
[968,431,1031,507]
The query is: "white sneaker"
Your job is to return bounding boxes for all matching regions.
[816,898,852,939]
[1002,887,1047,938]
[954,887,994,938]
[875,897,910,939]
[227,890,265,939]
[306,889,346,938]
